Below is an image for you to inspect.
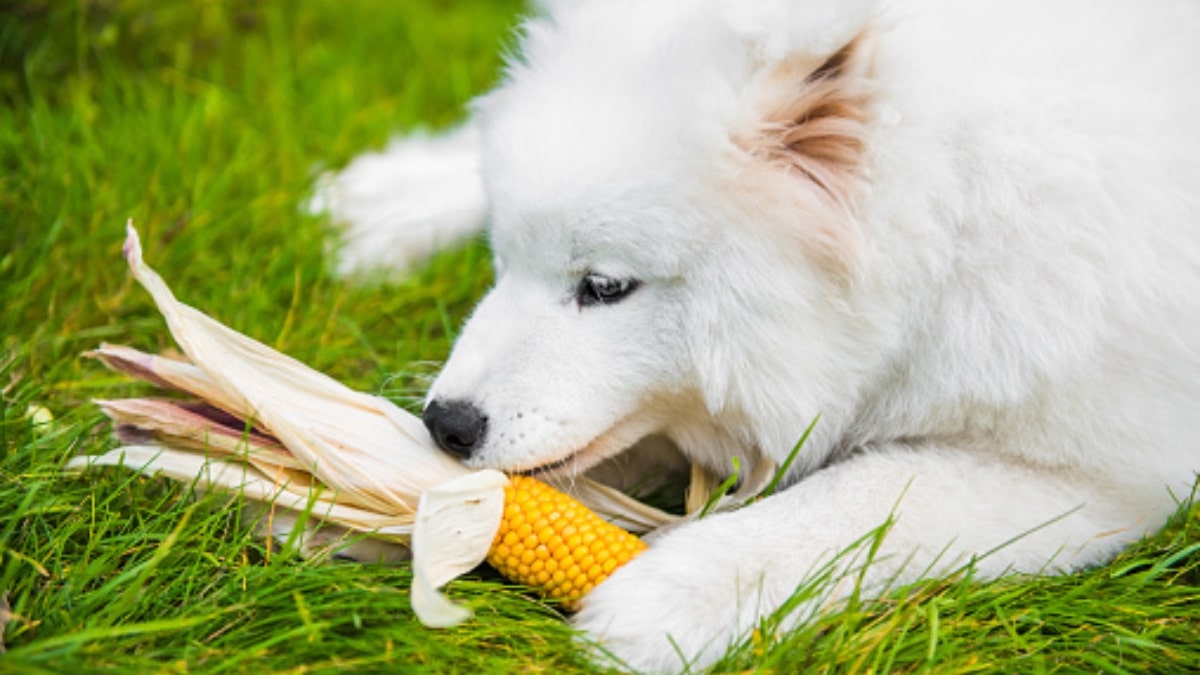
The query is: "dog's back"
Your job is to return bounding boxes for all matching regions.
[854,0,1200,496]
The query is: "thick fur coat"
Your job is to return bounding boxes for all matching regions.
[319,0,1200,670]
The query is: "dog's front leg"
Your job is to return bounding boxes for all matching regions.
[573,445,1156,673]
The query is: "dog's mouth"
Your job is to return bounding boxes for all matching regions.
[517,411,654,479]
[521,453,583,477]
[520,433,627,479]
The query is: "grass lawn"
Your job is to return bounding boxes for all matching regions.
[1,1,1198,672]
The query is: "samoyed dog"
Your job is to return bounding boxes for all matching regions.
[317,0,1200,670]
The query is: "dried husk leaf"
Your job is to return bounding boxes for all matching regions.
[686,462,724,515]
[119,223,466,514]
[546,474,682,533]
[67,445,415,535]
[410,470,508,626]
[96,397,299,469]
[88,344,236,416]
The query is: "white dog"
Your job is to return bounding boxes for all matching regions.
[318,0,1200,670]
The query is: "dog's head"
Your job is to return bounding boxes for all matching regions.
[424,0,891,479]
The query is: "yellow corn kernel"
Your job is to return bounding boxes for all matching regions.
[486,475,647,609]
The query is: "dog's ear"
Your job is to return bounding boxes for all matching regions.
[736,28,876,206]
[723,0,878,203]
[720,2,880,274]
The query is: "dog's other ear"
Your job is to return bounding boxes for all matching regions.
[721,1,880,273]
[736,26,876,206]
[725,0,880,203]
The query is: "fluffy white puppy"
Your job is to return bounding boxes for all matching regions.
[320,0,1200,670]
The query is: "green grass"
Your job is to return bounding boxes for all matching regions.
[1,1,1197,672]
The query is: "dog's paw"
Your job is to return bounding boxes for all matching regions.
[308,124,487,276]
[572,518,779,673]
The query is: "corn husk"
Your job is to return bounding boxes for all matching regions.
[68,223,677,627]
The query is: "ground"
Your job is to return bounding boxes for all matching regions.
[1,1,1198,672]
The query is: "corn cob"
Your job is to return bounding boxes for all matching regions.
[488,475,647,608]
[72,224,679,629]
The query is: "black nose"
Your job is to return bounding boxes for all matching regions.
[423,399,488,460]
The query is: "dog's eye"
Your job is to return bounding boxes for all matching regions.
[576,273,640,307]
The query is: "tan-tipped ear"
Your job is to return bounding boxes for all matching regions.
[737,28,877,207]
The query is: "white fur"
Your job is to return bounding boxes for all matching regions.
[311,124,487,275]
[321,0,1200,671]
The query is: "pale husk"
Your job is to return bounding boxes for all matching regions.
[410,470,508,627]
[114,224,466,514]
[69,444,414,535]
